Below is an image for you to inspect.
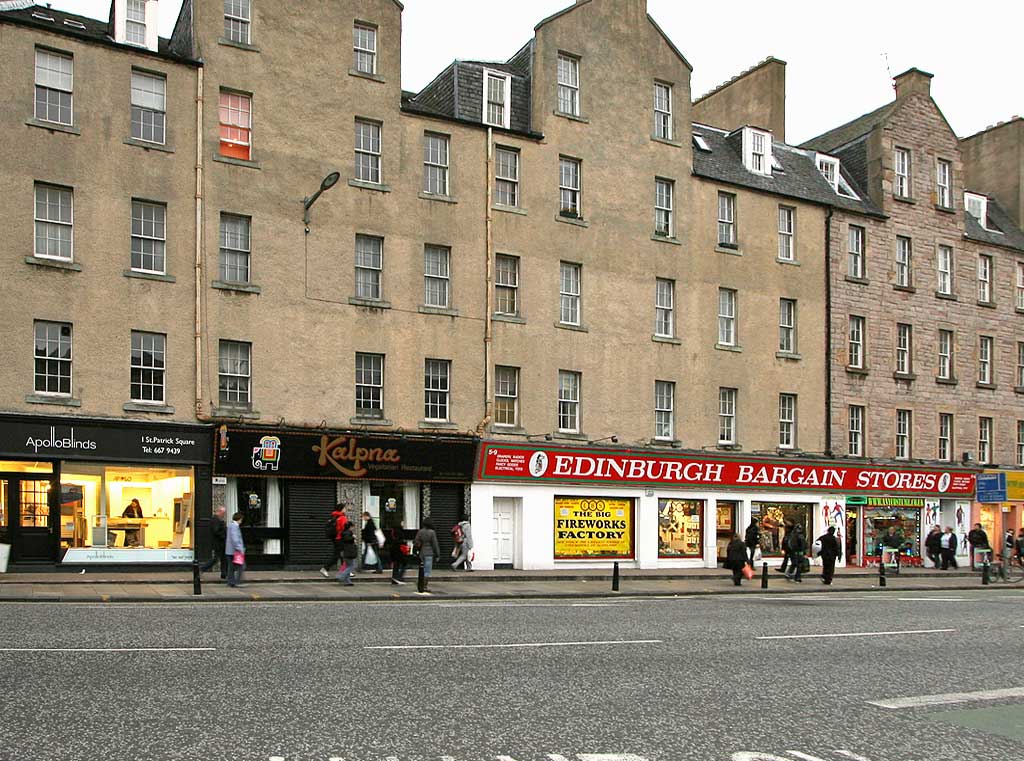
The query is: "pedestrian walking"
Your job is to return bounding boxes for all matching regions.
[1016,528,1024,565]
[785,524,807,582]
[201,505,227,579]
[940,526,958,570]
[450,519,474,571]
[225,512,245,588]
[776,519,795,574]
[360,511,384,574]
[414,519,440,594]
[725,534,749,586]
[319,503,349,578]
[744,518,760,567]
[336,520,358,586]
[386,518,409,585]
[924,525,943,569]
[968,523,990,569]
[816,526,842,585]
[1002,529,1015,569]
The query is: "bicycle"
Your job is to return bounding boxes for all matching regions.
[988,555,1024,583]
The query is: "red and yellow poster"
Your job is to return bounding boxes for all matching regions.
[554,496,634,559]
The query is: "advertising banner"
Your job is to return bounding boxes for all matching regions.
[479,444,975,496]
[554,496,633,559]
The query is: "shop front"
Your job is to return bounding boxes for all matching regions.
[470,443,977,570]
[973,469,1024,553]
[0,413,212,565]
[210,427,478,567]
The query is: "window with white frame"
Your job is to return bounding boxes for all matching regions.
[559,157,581,216]
[978,335,993,385]
[558,370,581,433]
[130,70,166,144]
[126,0,146,45]
[495,254,519,315]
[130,331,165,403]
[1018,262,1024,310]
[654,380,674,440]
[965,192,987,226]
[494,147,519,207]
[718,192,736,246]
[654,178,673,236]
[938,413,953,462]
[352,23,377,75]
[219,213,251,283]
[977,254,993,303]
[978,417,993,464]
[743,128,772,175]
[34,48,73,125]
[654,82,672,140]
[1018,420,1024,466]
[938,329,954,380]
[895,236,912,288]
[848,405,864,457]
[559,261,581,326]
[895,409,912,459]
[33,321,72,395]
[778,206,794,261]
[816,154,859,198]
[424,358,451,422]
[483,70,511,129]
[896,323,913,375]
[718,388,737,445]
[354,234,383,300]
[494,366,519,427]
[423,245,450,309]
[894,147,911,198]
[937,245,953,295]
[778,393,796,449]
[936,159,952,208]
[34,183,73,261]
[557,54,580,116]
[354,119,382,184]
[218,339,251,408]
[423,132,449,196]
[130,200,166,274]
[655,278,674,338]
[779,299,796,354]
[848,225,865,278]
[1018,342,1024,388]
[848,315,865,369]
[218,91,251,160]
[718,288,736,346]
[223,0,251,44]
[355,352,384,418]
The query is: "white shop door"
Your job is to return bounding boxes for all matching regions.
[493,499,515,566]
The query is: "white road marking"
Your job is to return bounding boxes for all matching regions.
[433,602,625,609]
[834,752,873,761]
[577,755,650,760]
[866,686,1024,709]
[786,752,829,761]
[0,647,215,653]
[895,597,966,602]
[366,639,662,651]
[756,628,954,641]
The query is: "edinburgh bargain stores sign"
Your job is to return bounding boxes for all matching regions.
[478,445,976,496]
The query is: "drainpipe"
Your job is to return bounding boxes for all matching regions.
[476,127,495,436]
[194,65,206,419]
[824,206,834,458]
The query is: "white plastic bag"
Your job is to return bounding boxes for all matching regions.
[374,528,386,547]
[0,543,10,573]
[364,545,378,566]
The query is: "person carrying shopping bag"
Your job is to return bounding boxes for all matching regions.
[414,520,441,594]
[360,511,384,574]
[336,521,359,587]
[225,512,245,588]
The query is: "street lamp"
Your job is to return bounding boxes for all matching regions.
[303,171,341,228]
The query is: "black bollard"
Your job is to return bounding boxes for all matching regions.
[761,562,768,589]
[982,560,990,585]
[612,561,620,592]
[417,559,426,593]
[192,560,202,596]
[879,559,887,588]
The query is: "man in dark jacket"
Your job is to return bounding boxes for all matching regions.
[776,519,795,574]
[785,525,807,582]
[816,526,842,585]
[924,526,943,569]
[940,526,958,570]
[743,519,761,568]
[319,503,349,578]
[967,523,990,569]
[336,522,358,586]
[201,506,227,578]
[360,511,384,574]
[725,535,749,586]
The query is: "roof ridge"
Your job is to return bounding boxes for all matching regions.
[693,56,786,104]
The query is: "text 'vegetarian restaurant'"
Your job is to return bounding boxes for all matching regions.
[470,443,977,570]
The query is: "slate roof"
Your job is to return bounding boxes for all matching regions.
[692,124,883,217]
[965,199,1024,253]
[801,102,896,154]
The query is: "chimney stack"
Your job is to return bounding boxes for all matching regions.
[894,68,933,100]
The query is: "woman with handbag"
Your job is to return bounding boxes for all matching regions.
[725,535,751,586]
[386,518,409,586]
[225,512,245,588]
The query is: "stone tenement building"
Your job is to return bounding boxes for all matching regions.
[0,0,1020,571]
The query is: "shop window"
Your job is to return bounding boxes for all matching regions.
[658,498,703,558]
[752,502,813,557]
[20,479,49,527]
[225,477,281,555]
[862,498,924,563]
[368,481,416,537]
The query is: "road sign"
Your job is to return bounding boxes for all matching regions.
[976,472,1006,503]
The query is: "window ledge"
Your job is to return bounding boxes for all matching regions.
[775,351,802,361]
[123,402,175,415]
[213,280,261,294]
[846,366,869,376]
[893,284,917,294]
[125,269,176,283]
[777,258,800,266]
[210,407,260,420]
[348,297,392,309]
[490,426,527,435]
[555,322,588,333]
[934,204,956,214]
[716,245,742,256]
[348,68,385,83]
[348,179,391,193]
[419,305,459,317]
[935,291,958,301]
[123,137,174,153]
[977,300,997,309]
[893,372,918,382]
[1015,386,1024,395]
[715,344,742,353]
[936,377,959,386]
[652,335,680,345]
[556,215,589,228]
[493,204,527,216]
[651,234,681,246]
[218,37,260,52]
[1017,308,1024,315]
[650,135,682,147]
[845,275,870,285]
[553,110,589,124]
[25,117,80,135]
[25,394,81,408]
[213,154,261,170]
[491,313,525,324]
[553,432,588,441]
[25,256,81,272]
[350,416,393,427]
[893,195,917,205]
[717,444,742,452]
[976,382,998,390]
[418,420,458,430]
[418,192,457,204]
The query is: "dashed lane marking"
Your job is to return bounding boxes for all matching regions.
[365,639,662,651]
[756,628,955,641]
[0,647,215,653]
[866,686,1024,709]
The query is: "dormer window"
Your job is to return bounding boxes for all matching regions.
[126,0,146,46]
[483,70,511,130]
[692,133,710,152]
[742,127,772,176]
[965,192,988,227]
[816,153,859,199]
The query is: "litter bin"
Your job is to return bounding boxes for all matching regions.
[0,543,10,573]
[973,548,992,570]
[881,547,901,574]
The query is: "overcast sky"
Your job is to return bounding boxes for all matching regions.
[46,0,1021,143]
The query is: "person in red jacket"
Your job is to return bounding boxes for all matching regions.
[319,503,350,578]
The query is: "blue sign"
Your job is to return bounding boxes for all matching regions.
[976,472,1006,503]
